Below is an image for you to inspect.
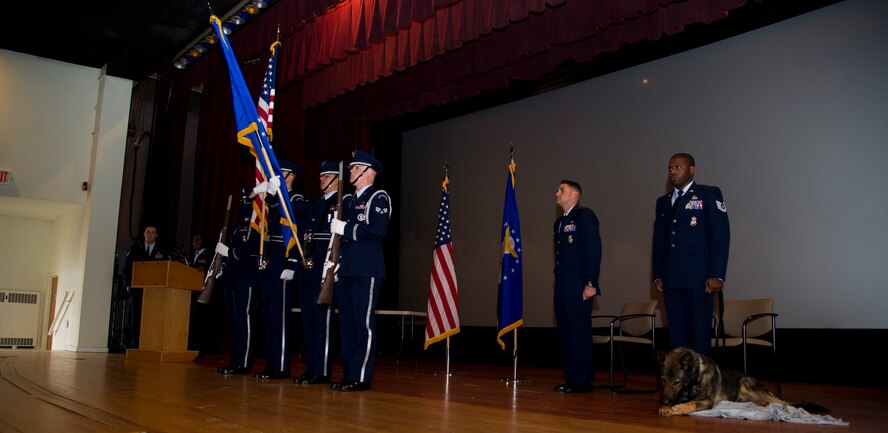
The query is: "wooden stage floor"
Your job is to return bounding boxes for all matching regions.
[1,349,884,432]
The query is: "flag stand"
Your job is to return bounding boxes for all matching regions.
[499,329,529,384]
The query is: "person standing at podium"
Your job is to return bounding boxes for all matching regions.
[187,233,211,361]
[122,225,166,349]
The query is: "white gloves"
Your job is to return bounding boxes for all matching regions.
[215,242,229,257]
[280,269,295,281]
[330,218,346,235]
[252,175,281,196]
[267,175,281,196]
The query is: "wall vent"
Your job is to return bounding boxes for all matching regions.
[0,289,41,349]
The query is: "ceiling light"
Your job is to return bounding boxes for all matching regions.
[253,1,268,9]
[230,15,245,26]
[245,4,259,15]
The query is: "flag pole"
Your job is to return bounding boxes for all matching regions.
[445,336,451,376]
[251,129,308,263]
[512,328,518,382]
[259,192,266,258]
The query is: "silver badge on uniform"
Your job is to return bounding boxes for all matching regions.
[690,216,698,227]
[357,213,366,221]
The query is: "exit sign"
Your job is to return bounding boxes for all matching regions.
[0,170,9,184]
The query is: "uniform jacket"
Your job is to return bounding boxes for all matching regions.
[122,242,165,287]
[339,185,391,278]
[303,192,338,266]
[188,248,211,273]
[553,206,602,299]
[266,190,306,271]
[227,219,261,273]
[652,182,730,289]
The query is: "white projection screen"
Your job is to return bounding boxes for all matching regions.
[398,0,888,329]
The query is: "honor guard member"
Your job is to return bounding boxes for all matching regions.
[652,153,730,356]
[553,180,601,393]
[293,160,340,385]
[214,189,262,374]
[329,150,391,392]
[255,159,305,379]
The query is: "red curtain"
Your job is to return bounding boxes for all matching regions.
[178,0,749,243]
[184,0,746,119]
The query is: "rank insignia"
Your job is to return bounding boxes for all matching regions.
[690,216,698,227]
[716,200,727,212]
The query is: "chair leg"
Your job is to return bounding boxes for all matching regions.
[609,341,615,391]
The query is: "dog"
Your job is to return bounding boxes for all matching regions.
[658,347,788,416]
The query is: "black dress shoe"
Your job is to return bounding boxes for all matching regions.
[564,383,593,393]
[339,381,371,392]
[294,373,314,384]
[255,370,290,380]
[332,380,355,390]
[555,383,569,392]
[305,375,331,385]
[218,365,251,375]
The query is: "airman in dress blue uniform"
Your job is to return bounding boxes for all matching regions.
[553,180,602,393]
[216,192,261,375]
[652,153,730,356]
[256,159,305,379]
[329,150,391,392]
[293,160,340,385]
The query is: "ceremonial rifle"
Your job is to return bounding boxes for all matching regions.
[317,161,343,306]
[198,194,232,304]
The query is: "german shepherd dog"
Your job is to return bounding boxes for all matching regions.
[658,347,788,416]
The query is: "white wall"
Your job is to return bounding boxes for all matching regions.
[0,49,131,350]
[400,0,888,329]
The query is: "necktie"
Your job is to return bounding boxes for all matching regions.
[146,246,151,256]
[672,190,684,211]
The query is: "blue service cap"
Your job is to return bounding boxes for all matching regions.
[320,160,339,176]
[349,150,383,174]
[278,159,300,176]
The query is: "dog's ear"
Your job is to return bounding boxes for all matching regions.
[655,348,667,365]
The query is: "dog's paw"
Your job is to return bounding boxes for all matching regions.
[658,406,676,417]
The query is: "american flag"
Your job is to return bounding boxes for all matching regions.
[250,40,281,237]
[424,174,460,349]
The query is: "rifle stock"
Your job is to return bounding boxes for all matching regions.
[198,194,232,304]
[317,162,343,306]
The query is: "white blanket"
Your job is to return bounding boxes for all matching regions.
[690,401,849,426]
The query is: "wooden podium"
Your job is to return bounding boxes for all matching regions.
[126,260,203,362]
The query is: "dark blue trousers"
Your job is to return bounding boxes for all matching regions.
[336,276,381,383]
[664,287,714,356]
[554,296,595,384]
[297,267,334,377]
